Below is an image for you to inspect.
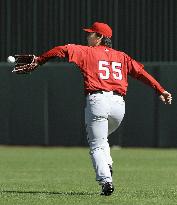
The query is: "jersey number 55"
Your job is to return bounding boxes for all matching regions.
[98,60,123,80]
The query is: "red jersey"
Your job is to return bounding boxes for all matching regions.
[37,44,165,95]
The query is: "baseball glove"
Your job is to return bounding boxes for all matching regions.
[12,55,39,74]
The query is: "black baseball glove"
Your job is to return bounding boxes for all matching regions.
[12,55,39,74]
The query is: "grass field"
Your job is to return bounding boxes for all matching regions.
[0,146,177,205]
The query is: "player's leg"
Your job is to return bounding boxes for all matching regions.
[101,133,113,169]
[102,95,125,171]
[85,93,112,184]
[86,117,112,184]
[109,95,125,134]
[108,116,120,135]
[102,117,118,164]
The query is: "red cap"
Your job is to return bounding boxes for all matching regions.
[83,22,112,38]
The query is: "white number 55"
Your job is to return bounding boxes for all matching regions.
[98,61,123,80]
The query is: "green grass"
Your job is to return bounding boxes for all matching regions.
[0,146,177,205]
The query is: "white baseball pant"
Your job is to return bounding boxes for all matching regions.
[85,91,125,184]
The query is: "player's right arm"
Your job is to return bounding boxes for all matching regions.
[126,55,172,104]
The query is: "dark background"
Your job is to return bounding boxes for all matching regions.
[0,0,176,147]
[1,0,177,61]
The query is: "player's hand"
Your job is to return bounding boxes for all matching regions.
[159,91,172,104]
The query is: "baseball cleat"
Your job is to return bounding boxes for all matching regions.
[100,182,114,196]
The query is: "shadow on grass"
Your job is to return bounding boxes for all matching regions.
[0,190,98,196]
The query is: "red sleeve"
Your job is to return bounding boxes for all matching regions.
[66,44,88,68]
[37,44,88,69]
[127,56,165,95]
[37,45,68,65]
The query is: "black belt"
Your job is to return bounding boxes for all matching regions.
[88,90,123,96]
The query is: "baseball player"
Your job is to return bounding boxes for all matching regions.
[14,22,172,196]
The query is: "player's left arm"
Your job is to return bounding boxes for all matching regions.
[37,45,68,65]
[37,44,87,68]
[13,44,86,74]
[127,58,172,104]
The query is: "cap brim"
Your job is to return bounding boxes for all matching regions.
[83,28,94,33]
